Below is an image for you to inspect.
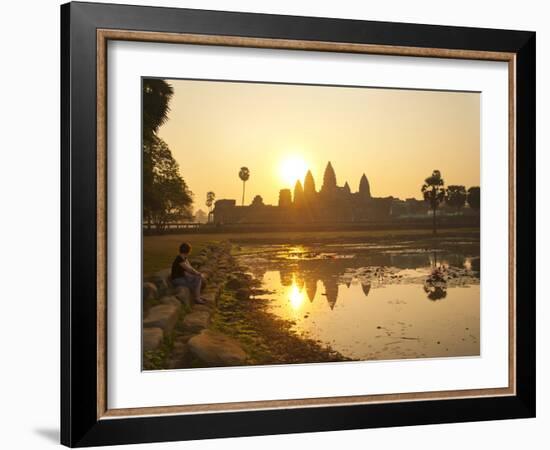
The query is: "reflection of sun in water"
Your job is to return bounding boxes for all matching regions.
[279,155,308,187]
[288,275,306,310]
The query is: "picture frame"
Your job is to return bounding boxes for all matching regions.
[60,1,536,447]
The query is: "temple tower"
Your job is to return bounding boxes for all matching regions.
[359,173,371,199]
[303,170,317,199]
[321,161,337,193]
[293,180,304,206]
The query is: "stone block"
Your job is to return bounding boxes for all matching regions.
[174,286,192,308]
[143,282,158,301]
[188,330,247,367]
[143,304,180,335]
[182,310,211,333]
[143,327,163,352]
[160,296,180,308]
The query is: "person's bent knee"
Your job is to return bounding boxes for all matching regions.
[189,273,201,286]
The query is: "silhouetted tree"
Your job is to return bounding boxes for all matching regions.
[238,167,250,206]
[421,170,446,234]
[143,79,175,227]
[446,185,467,211]
[142,79,174,143]
[293,180,304,206]
[194,209,208,223]
[251,195,264,207]
[278,189,292,208]
[467,186,480,211]
[142,79,194,231]
[143,136,193,231]
[205,191,215,223]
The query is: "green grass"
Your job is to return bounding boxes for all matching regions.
[143,234,220,276]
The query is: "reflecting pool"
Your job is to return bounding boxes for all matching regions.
[236,238,480,361]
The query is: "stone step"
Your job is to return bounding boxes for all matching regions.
[182,310,211,333]
[143,304,180,335]
[174,286,192,308]
[166,337,191,369]
[160,296,180,308]
[188,330,248,367]
[143,327,164,352]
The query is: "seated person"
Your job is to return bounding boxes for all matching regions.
[171,242,207,304]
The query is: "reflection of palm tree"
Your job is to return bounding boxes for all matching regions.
[423,266,447,301]
[361,283,371,297]
[421,170,446,235]
[423,283,447,301]
[239,167,250,206]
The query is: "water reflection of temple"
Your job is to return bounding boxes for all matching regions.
[264,245,478,309]
[277,262,363,310]
[322,278,339,309]
[361,283,371,297]
[304,276,317,302]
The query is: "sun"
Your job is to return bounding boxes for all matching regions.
[279,155,308,187]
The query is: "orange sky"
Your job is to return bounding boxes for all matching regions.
[156,79,480,210]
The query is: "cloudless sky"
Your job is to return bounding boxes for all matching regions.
[156,79,480,210]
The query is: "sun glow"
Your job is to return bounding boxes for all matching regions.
[279,155,308,187]
[288,275,306,310]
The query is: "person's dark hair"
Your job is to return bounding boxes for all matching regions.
[179,242,192,254]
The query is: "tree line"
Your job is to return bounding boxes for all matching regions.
[421,169,480,234]
[143,79,193,232]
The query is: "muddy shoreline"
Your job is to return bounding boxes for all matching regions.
[212,267,353,366]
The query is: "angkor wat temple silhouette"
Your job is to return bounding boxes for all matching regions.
[213,161,428,224]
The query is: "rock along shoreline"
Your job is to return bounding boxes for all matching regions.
[142,241,349,370]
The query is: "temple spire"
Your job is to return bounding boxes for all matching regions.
[321,161,337,193]
[293,180,304,206]
[303,170,316,198]
[359,173,371,199]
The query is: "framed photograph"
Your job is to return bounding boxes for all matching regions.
[61,1,536,447]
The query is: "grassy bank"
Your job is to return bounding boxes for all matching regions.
[143,227,479,275]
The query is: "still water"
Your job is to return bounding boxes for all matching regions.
[237,238,480,361]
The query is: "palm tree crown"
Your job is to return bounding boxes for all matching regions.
[239,167,250,206]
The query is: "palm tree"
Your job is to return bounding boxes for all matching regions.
[205,191,215,223]
[238,167,250,206]
[421,170,446,235]
[142,79,174,141]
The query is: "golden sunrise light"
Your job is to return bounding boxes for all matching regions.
[156,79,480,206]
[279,155,309,187]
[143,76,483,370]
[288,276,306,310]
